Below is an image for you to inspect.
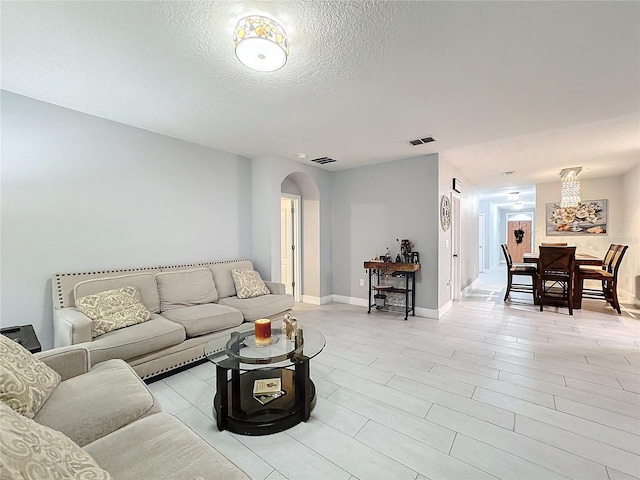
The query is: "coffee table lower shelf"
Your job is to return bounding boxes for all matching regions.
[213,368,317,436]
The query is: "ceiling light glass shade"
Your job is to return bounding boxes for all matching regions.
[507,192,520,201]
[513,202,524,210]
[233,16,289,72]
[560,167,582,208]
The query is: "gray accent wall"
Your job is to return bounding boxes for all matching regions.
[331,155,441,310]
[1,92,252,348]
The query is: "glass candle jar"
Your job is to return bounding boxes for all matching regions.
[254,318,272,345]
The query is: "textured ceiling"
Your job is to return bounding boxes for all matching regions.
[2,1,639,190]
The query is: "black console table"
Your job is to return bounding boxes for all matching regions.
[364,262,420,320]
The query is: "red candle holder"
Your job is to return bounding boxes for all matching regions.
[254,319,272,345]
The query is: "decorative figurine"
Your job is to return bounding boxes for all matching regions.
[282,311,298,341]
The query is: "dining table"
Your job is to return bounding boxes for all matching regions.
[522,251,602,309]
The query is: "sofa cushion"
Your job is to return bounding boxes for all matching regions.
[156,268,218,311]
[0,402,112,480]
[209,260,254,298]
[231,269,271,299]
[74,272,161,313]
[84,412,249,480]
[87,315,186,365]
[76,286,152,338]
[218,294,295,322]
[0,334,61,418]
[161,304,243,337]
[34,359,161,447]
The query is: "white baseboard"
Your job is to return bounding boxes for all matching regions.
[331,295,369,307]
[619,287,640,308]
[436,300,453,318]
[462,278,481,298]
[301,295,334,305]
[331,295,442,319]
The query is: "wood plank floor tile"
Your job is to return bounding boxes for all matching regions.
[355,421,497,479]
[515,415,640,478]
[389,376,515,429]
[473,387,640,454]
[450,434,568,480]
[287,420,418,480]
[326,388,456,454]
[426,404,609,480]
[157,267,639,480]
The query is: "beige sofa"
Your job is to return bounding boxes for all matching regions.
[53,259,294,379]
[2,344,248,479]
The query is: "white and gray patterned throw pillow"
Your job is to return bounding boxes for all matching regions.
[0,402,112,479]
[0,334,61,418]
[76,286,152,338]
[231,269,271,299]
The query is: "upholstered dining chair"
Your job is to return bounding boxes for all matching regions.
[537,246,576,315]
[501,244,537,303]
[577,245,628,314]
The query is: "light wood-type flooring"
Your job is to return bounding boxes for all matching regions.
[148,265,640,480]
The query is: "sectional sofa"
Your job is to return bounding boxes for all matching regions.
[0,337,249,479]
[52,259,294,379]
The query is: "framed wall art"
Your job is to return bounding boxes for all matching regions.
[546,199,608,235]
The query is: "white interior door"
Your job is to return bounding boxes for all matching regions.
[281,197,293,296]
[281,195,301,301]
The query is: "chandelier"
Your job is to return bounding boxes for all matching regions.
[559,167,582,208]
[233,15,289,72]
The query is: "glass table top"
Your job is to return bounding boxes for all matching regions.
[204,323,326,371]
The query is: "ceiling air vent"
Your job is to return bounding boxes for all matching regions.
[311,157,337,165]
[409,136,437,146]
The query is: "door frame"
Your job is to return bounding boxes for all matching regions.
[281,194,302,302]
[451,193,462,301]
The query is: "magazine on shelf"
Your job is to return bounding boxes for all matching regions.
[253,378,281,395]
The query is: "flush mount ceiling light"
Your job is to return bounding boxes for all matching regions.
[507,192,520,201]
[502,171,515,177]
[560,166,582,208]
[513,202,524,210]
[233,15,289,72]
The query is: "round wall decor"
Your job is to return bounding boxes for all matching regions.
[440,195,451,231]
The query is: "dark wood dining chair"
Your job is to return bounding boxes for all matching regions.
[536,246,576,315]
[577,245,628,314]
[501,244,537,303]
[541,243,568,246]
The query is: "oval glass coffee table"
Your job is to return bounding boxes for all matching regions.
[204,323,325,435]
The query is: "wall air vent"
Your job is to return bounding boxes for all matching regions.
[311,157,337,165]
[409,136,437,146]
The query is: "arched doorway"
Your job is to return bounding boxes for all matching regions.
[281,172,321,304]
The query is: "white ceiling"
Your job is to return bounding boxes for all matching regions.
[2,1,638,190]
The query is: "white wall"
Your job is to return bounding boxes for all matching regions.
[535,172,639,301]
[621,163,640,303]
[1,92,252,348]
[536,176,623,254]
[250,155,333,301]
[438,155,479,306]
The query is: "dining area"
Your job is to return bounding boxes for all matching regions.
[501,242,629,315]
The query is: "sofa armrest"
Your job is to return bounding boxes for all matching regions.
[35,346,91,381]
[264,281,285,295]
[53,307,93,347]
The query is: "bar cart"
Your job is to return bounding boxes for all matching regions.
[364,261,420,320]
